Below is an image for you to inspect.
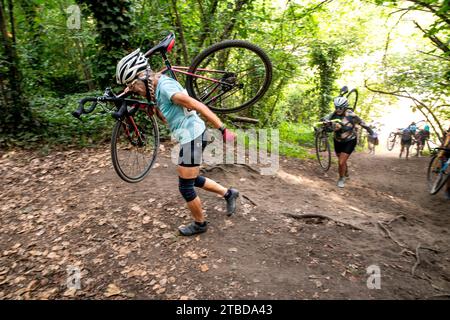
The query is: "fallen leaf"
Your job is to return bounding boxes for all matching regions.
[162,232,173,239]
[156,288,166,294]
[200,264,209,272]
[47,252,59,259]
[104,284,121,297]
[63,288,77,297]
[142,216,151,224]
[132,205,142,212]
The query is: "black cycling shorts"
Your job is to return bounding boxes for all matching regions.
[334,138,357,155]
[178,130,209,167]
[401,138,412,146]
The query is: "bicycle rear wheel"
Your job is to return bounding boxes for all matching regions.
[427,155,450,195]
[315,130,331,171]
[387,133,396,151]
[345,88,358,110]
[186,40,272,113]
[111,112,159,183]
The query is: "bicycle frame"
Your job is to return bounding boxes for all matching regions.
[145,48,235,104]
[122,102,154,144]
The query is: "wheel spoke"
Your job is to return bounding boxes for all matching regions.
[186,41,272,113]
[111,113,158,183]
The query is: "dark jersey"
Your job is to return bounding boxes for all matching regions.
[324,110,374,142]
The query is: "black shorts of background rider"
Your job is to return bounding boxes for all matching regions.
[178,130,209,167]
[401,138,412,147]
[334,138,357,155]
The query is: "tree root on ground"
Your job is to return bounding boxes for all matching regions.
[377,221,443,278]
[385,215,406,225]
[284,213,362,231]
[242,194,257,206]
[377,221,414,255]
[200,163,260,175]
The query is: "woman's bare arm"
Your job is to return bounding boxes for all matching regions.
[171,92,223,129]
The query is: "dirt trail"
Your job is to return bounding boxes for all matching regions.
[0,144,449,299]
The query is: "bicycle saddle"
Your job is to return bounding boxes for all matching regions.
[145,32,175,57]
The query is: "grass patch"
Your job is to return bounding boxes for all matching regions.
[278,122,316,159]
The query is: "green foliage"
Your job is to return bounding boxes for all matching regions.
[77,0,134,87]
[0,92,113,149]
[278,122,316,159]
[309,41,343,118]
[1,0,448,151]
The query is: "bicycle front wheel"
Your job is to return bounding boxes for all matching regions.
[315,130,331,171]
[111,112,159,183]
[427,155,449,195]
[186,40,273,113]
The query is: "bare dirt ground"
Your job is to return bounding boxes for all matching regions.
[0,143,449,300]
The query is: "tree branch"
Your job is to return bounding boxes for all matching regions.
[413,21,450,54]
[364,81,445,139]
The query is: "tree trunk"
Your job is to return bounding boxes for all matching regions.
[57,2,95,91]
[413,103,441,141]
[196,0,219,50]
[264,78,288,126]
[18,0,44,69]
[170,0,189,65]
[0,0,30,132]
[220,0,250,42]
[413,21,449,54]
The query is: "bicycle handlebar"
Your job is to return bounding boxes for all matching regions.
[72,94,153,121]
[72,97,98,119]
[313,119,341,127]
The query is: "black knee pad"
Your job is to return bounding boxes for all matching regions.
[179,177,197,202]
[194,176,206,188]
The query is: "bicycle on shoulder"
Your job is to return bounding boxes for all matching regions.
[338,86,358,110]
[387,129,402,151]
[72,32,272,183]
[427,147,450,195]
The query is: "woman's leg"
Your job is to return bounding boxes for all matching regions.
[177,165,204,223]
[338,153,350,178]
[201,178,227,196]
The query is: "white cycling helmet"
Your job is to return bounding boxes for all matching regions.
[116,48,148,84]
[334,97,349,109]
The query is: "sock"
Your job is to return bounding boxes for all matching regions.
[224,189,232,200]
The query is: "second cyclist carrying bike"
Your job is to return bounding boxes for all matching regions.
[321,96,377,188]
[116,48,239,236]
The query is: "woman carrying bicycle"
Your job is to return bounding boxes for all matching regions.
[322,97,376,188]
[116,49,239,236]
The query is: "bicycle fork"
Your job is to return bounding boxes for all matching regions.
[121,116,145,147]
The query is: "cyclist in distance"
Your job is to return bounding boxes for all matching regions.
[322,97,376,188]
[117,49,239,236]
[367,123,379,155]
[415,124,430,156]
[399,123,416,160]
